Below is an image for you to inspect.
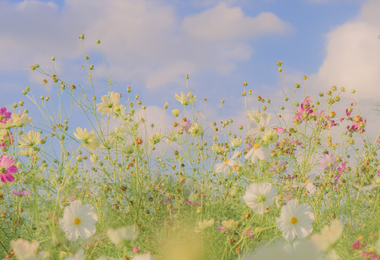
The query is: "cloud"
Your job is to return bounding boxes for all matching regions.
[0,0,291,90]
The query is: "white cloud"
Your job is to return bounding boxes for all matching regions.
[0,0,291,89]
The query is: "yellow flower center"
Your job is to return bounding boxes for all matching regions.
[305,179,309,185]
[290,217,298,224]
[253,144,260,149]
[225,159,229,163]
[73,217,81,225]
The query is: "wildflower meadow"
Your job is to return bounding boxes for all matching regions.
[1,34,380,260]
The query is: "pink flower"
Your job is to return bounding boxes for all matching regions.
[0,155,17,183]
[352,238,365,250]
[133,246,139,253]
[0,107,11,123]
[275,127,285,134]
[319,154,337,171]
[179,118,192,134]
[11,190,30,196]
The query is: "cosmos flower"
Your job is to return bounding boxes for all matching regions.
[244,144,267,163]
[74,127,100,151]
[174,92,196,106]
[243,182,278,215]
[0,155,17,183]
[293,174,323,195]
[64,249,85,260]
[276,199,315,241]
[96,91,121,115]
[18,130,41,149]
[311,219,343,251]
[248,114,273,137]
[319,154,337,172]
[11,190,30,196]
[179,118,192,134]
[214,150,241,173]
[106,226,139,247]
[59,200,98,242]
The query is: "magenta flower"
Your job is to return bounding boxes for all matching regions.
[11,190,30,196]
[352,238,365,250]
[179,118,192,134]
[0,107,11,123]
[133,246,139,253]
[319,154,337,171]
[164,195,172,204]
[275,127,285,134]
[0,155,17,183]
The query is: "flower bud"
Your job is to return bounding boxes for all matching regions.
[163,102,168,109]
[243,81,248,86]
[276,60,282,66]
[185,74,189,79]
[351,89,356,93]
[278,67,283,72]
[96,39,101,44]
[43,79,48,84]
[331,85,337,91]
[89,64,94,70]
[172,109,179,117]
[303,75,307,80]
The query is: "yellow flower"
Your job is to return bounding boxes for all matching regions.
[174,92,196,106]
[74,127,100,150]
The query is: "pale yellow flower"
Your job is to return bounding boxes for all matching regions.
[106,226,139,247]
[188,123,203,137]
[96,91,121,115]
[11,113,33,127]
[174,92,196,106]
[74,127,100,150]
[18,130,41,149]
[195,218,214,232]
[311,219,343,251]
[149,132,163,145]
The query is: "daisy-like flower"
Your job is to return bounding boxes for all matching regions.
[293,173,323,195]
[174,92,196,106]
[64,249,85,260]
[166,130,179,143]
[179,118,192,134]
[74,127,100,151]
[11,113,33,127]
[96,91,121,115]
[244,144,267,163]
[311,219,343,251]
[248,114,274,137]
[262,128,278,144]
[320,154,337,171]
[276,199,315,241]
[106,226,139,247]
[0,155,17,183]
[243,182,278,214]
[18,130,41,149]
[0,107,11,123]
[195,219,215,232]
[59,200,98,242]
[11,238,49,260]
[215,150,241,173]
[11,190,30,196]
[247,110,269,123]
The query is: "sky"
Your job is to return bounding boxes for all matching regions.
[0,0,379,143]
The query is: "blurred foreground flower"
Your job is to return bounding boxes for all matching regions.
[11,238,49,260]
[215,150,241,173]
[0,155,17,183]
[74,127,100,150]
[106,225,139,247]
[311,219,343,251]
[59,200,98,241]
[64,249,84,260]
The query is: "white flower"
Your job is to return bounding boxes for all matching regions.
[244,144,267,163]
[311,219,343,251]
[166,130,179,143]
[18,130,41,149]
[214,150,241,173]
[243,182,278,215]
[96,91,121,115]
[174,92,196,106]
[59,200,98,242]
[64,249,85,260]
[276,199,315,241]
[132,254,155,260]
[188,123,203,137]
[195,218,214,232]
[247,110,269,123]
[106,226,139,247]
[211,144,224,154]
[229,136,243,147]
[293,173,323,195]
[74,127,100,150]
[361,177,380,191]
[248,114,274,137]
[10,239,40,260]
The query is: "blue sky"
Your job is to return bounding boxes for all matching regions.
[0,0,379,139]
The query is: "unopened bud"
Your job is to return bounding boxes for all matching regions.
[243,81,248,86]
[276,60,282,66]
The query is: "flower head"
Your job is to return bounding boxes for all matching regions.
[319,154,337,171]
[311,219,343,251]
[244,144,267,163]
[11,190,30,196]
[106,226,139,247]
[0,155,17,183]
[59,200,98,241]
[18,130,41,149]
[96,91,121,115]
[175,92,196,106]
[215,150,241,173]
[179,118,192,134]
[0,107,11,123]
[74,127,100,150]
[188,123,204,137]
[276,199,315,241]
[243,182,278,214]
